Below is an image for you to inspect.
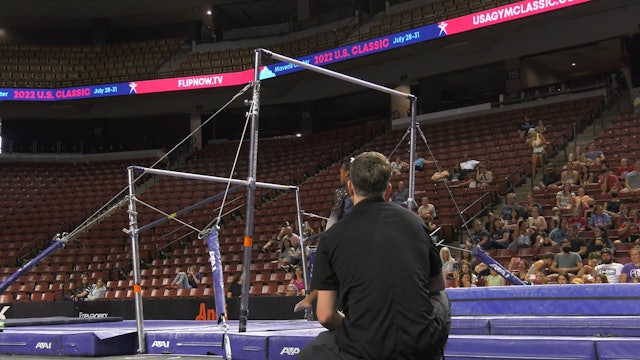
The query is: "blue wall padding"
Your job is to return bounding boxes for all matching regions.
[447,283,640,316]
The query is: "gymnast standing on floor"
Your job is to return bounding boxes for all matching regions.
[294,159,353,312]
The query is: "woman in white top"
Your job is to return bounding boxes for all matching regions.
[526,128,547,179]
[439,247,456,280]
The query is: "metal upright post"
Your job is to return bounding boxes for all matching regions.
[407,98,417,211]
[127,166,146,353]
[239,49,262,332]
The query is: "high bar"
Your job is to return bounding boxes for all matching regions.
[259,49,415,100]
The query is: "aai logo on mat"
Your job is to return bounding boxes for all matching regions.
[35,342,52,349]
[280,347,300,355]
[151,341,170,348]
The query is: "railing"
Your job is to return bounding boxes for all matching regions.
[503,160,531,195]
[458,190,497,243]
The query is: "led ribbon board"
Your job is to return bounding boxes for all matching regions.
[0,0,590,102]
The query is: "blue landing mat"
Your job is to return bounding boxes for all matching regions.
[2,318,640,359]
[450,315,640,337]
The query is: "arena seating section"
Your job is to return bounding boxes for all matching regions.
[0,0,522,86]
[0,91,614,302]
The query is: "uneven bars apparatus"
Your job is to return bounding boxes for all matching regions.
[125,166,299,350]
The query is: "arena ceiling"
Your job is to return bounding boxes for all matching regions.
[0,0,352,30]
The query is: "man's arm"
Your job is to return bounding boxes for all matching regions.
[571,260,584,273]
[429,271,445,292]
[478,233,490,248]
[578,245,587,258]
[316,290,343,330]
[620,273,628,283]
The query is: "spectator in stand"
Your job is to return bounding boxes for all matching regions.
[272,237,293,263]
[417,196,437,222]
[453,260,477,287]
[594,274,609,283]
[550,239,584,276]
[549,217,569,245]
[583,142,606,166]
[599,166,621,195]
[508,220,532,250]
[560,161,581,186]
[171,264,201,289]
[68,273,92,301]
[316,219,327,234]
[489,217,511,249]
[527,207,548,237]
[273,238,302,272]
[389,180,409,205]
[577,254,599,282]
[458,272,476,288]
[537,163,562,190]
[588,205,613,231]
[446,163,473,188]
[465,219,492,249]
[226,273,243,298]
[523,192,543,219]
[568,145,586,166]
[155,147,170,169]
[615,158,635,183]
[285,284,299,296]
[619,246,640,283]
[616,209,640,246]
[501,192,527,220]
[504,207,523,233]
[527,252,555,277]
[474,162,493,189]
[621,158,640,193]
[594,248,624,283]
[507,256,529,282]
[413,156,434,171]
[86,278,107,301]
[467,218,507,250]
[586,226,614,256]
[534,232,555,248]
[568,206,587,231]
[574,187,595,215]
[430,167,450,183]
[453,249,476,272]
[603,191,623,220]
[484,268,506,286]
[566,223,588,258]
[459,157,480,172]
[555,273,570,284]
[578,164,594,185]
[555,182,575,210]
[259,222,300,253]
[518,115,536,138]
[531,271,549,285]
[536,119,548,134]
[439,247,456,281]
[390,155,408,175]
[290,267,306,296]
[526,127,547,179]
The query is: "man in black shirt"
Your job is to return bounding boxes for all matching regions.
[539,163,561,189]
[299,151,450,360]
